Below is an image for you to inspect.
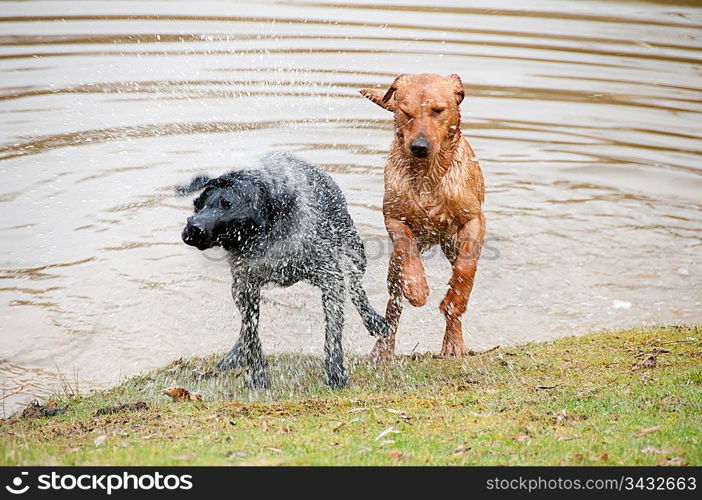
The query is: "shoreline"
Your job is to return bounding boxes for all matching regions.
[2,325,700,466]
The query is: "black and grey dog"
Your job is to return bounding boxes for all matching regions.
[179,152,387,389]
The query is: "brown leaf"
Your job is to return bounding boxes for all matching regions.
[642,356,657,368]
[632,355,657,371]
[659,457,687,466]
[634,425,661,437]
[332,422,347,432]
[480,345,500,355]
[164,386,190,401]
[601,453,609,461]
[163,386,202,402]
[574,453,584,462]
[387,450,403,459]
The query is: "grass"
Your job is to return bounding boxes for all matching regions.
[1,325,700,466]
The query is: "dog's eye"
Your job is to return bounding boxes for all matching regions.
[220,199,232,209]
[432,107,445,116]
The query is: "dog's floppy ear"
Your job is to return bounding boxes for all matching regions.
[359,89,390,111]
[176,174,211,195]
[449,74,465,105]
[359,74,406,112]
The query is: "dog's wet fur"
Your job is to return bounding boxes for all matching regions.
[179,152,387,389]
[360,73,486,359]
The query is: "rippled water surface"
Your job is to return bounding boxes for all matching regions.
[1,0,701,413]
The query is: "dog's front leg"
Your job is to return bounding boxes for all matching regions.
[216,283,250,371]
[371,217,428,360]
[439,215,485,357]
[217,283,268,389]
[385,217,428,307]
[321,273,347,389]
[371,254,402,361]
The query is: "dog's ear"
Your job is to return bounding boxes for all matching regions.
[449,74,465,105]
[359,89,394,112]
[359,74,406,112]
[176,174,211,195]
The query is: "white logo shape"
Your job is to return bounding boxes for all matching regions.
[5,472,29,495]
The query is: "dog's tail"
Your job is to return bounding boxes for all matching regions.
[343,231,389,339]
[176,174,211,195]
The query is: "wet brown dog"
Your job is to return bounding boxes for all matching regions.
[360,73,485,359]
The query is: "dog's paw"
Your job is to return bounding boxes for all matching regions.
[371,338,394,362]
[245,369,269,390]
[403,273,429,307]
[325,369,348,389]
[216,353,243,371]
[439,340,469,358]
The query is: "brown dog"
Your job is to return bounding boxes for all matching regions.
[360,73,485,359]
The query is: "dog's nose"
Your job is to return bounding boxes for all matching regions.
[410,138,430,158]
[182,221,205,245]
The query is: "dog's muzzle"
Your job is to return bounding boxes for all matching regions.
[182,221,210,250]
[410,138,430,158]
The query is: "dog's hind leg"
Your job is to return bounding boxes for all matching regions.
[320,270,348,389]
[217,284,269,389]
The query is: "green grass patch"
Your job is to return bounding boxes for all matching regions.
[2,325,700,465]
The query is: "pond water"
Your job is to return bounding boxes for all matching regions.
[1,0,701,414]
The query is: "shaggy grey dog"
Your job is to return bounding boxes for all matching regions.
[179,152,387,389]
